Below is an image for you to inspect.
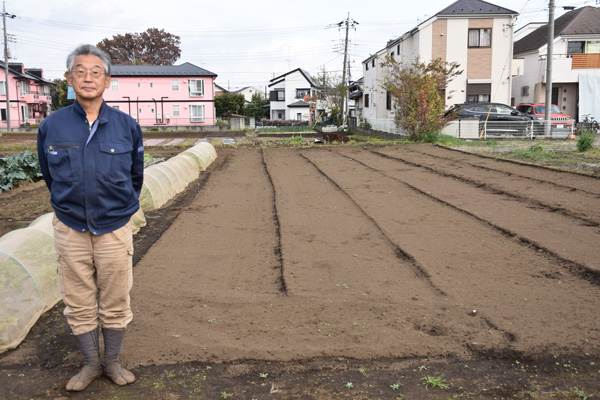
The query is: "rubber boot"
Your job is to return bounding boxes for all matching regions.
[66,328,103,391]
[102,328,135,386]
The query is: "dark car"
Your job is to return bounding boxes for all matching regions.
[444,102,544,137]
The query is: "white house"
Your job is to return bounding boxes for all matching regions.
[358,0,518,132]
[232,86,266,102]
[268,68,324,121]
[511,6,600,122]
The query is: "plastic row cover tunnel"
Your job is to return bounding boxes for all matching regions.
[0,142,217,353]
[139,142,217,210]
[0,213,58,354]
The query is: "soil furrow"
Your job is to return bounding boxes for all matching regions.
[303,148,600,355]
[372,148,600,227]
[422,144,600,195]
[260,148,287,294]
[297,151,446,297]
[339,150,600,281]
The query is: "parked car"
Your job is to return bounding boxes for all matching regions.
[515,103,573,137]
[444,102,544,137]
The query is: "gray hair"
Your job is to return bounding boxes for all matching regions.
[66,44,111,76]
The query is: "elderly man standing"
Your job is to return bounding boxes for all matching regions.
[37,44,144,391]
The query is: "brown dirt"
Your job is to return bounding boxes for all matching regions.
[0,134,599,399]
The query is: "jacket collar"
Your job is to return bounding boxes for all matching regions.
[73,100,109,124]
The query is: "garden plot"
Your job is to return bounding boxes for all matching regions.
[124,146,600,367]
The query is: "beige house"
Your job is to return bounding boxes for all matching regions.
[359,0,518,132]
[511,6,600,122]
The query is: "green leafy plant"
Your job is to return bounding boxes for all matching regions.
[220,391,234,398]
[344,382,354,389]
[577,133,595,152]
[421,375,450,390]
[572,387,593,400]
[284,135,304,146]
[0,150,43,193]
[529,143,545,152]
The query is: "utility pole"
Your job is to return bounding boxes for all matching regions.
[2,1,15,131]
[544,0,555,137]
[335,13,358,127]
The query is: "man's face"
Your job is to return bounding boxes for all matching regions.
[66,54,110,102]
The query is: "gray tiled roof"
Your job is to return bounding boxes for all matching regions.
[110,62,217,77]
[437,0,517,16]
[514,6,600,55]
[287,100,310,107]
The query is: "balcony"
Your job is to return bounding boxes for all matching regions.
[571,53,600,69]
[22,92,49,104]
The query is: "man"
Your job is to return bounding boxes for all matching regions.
[37,44,144,391]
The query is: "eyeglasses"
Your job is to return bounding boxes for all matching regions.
[71,68,106,78]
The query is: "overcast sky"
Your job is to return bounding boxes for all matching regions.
[4,0,590,91]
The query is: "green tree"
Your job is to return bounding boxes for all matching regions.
[214,93,246,117]
[381,57,462,142]
[97,28,181,65]
[50,78,73,110]
[243,93,268,120]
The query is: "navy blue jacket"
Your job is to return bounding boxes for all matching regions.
[38,100,144,235]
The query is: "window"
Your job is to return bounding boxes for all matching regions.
[139,108,142,114]
[173,105,180,116]
[364,93,369,108]
[172,79,179,90]
[468,28,491,47]
[137,82,141,88]
[0,81,4,95]
[521,86,530,96]
[568,41,584,54]
[296,88,310,99]
[296,113,302,120]
[189,79,205,97]
[386,91,392,110]
[366,62,369,71]
[467,83,491,102]
[587,40,600,53]
[277,90,284,101]
[112,105,120,110]
[151,108,154,114]
[467,94,490,102]
[111,80,119,91]
[20,81,30,96]
[1,109,6,121]
[189,104,205,122]
[372,59,376,67]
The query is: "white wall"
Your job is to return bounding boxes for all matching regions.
[446,19,470,107]
[490,17,514,104]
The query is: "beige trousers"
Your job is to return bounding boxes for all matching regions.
[53,215,134,335]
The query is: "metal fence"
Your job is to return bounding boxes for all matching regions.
[442,119,574,140]
[349,116,575,140]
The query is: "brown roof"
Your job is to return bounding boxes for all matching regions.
[514,6,600,55]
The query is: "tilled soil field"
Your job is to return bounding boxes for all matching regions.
[1,144,599,399]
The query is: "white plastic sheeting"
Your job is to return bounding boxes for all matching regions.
[0,142,217,353]
[0,213,59,353]
[579,72,600,122]
[139,142,217,210]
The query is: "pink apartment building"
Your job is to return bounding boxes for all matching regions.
[103,62,218,127]
[0,61,53,129]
